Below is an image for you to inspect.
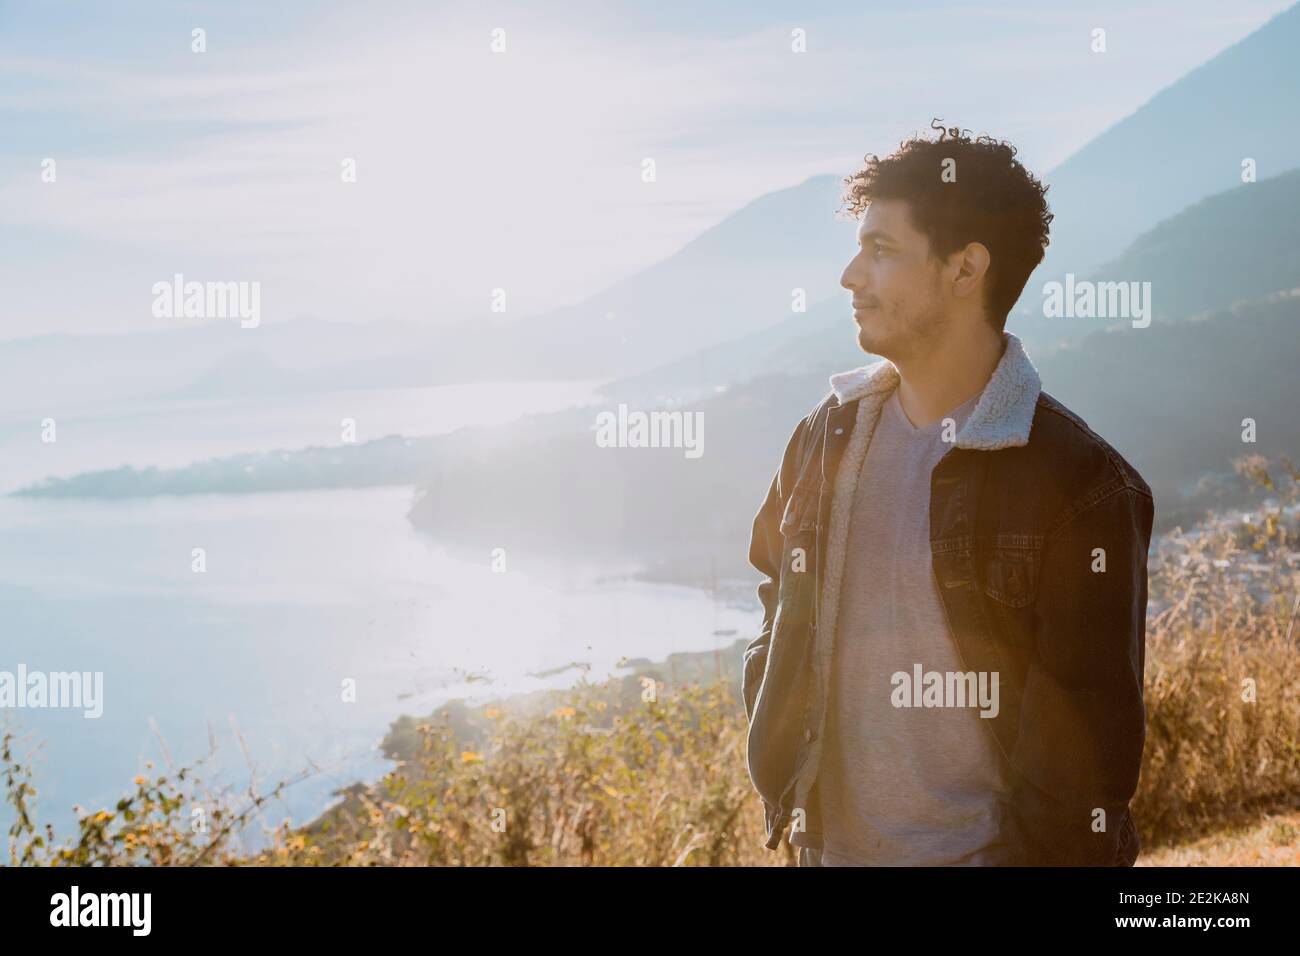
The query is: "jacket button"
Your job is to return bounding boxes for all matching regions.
[834,427,844,435]
[804,727,815,742]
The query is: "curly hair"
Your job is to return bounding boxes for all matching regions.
[839,120,1053,330]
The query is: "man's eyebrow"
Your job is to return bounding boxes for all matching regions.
[856,228,896,244]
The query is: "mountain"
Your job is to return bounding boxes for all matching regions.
[594,292,845,407]
[165,349,304,399]
[0,316,426,414]
[574,1,1300,375]
[1080,167,1300,324]
[1015,2,1300,336]
[618,160,1300,406]
[474,2,1300,382]
[1038,289,1300,516]
[0,174,856,408]
[11,4,1300,410]
[423,173,857,383]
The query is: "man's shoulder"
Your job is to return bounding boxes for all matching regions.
[772,389,845,488]
[785,388,841,449]
[805,388,841,427]
[1029,390,1153,503]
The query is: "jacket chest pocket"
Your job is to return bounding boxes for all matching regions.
[778,481,820,604]
[780,482,819,537]
[982,536,1044,608]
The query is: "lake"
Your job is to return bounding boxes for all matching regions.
[0,382,756,852]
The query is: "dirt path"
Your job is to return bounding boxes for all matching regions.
[1137,809,1300,866]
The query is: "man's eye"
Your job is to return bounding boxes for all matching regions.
[873,243,888,257]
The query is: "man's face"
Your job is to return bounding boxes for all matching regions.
[839,198,948,362]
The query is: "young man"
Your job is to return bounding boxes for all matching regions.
[742,127,1155,866]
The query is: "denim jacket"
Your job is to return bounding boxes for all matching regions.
[742,332,1154,866]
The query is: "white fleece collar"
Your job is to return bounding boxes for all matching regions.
[826,330,1042,450]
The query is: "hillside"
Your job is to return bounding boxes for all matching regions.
[407,291,1300,583]
[1081,167,1300,324]
[613,161,1300,406]
[1016,1,1300,326]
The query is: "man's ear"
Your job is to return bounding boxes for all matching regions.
[951,241,991,299]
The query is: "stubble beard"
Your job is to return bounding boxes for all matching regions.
[857,295,948,364]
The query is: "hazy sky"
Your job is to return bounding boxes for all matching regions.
[1,0,1292,340]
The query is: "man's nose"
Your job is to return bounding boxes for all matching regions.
[841,255,863,292]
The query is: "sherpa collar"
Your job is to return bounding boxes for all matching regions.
[826,330,1042,451]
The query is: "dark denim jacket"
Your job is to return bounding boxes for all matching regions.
[742,333,1154,866]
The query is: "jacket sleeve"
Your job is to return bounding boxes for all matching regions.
[1000,482,1155,865]
[742,415,807,725]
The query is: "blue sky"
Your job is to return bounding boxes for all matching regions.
[1,0,1293,340]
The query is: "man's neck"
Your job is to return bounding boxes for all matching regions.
[893,325,1005,431]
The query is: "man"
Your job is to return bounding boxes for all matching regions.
[742,126,1154,866]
